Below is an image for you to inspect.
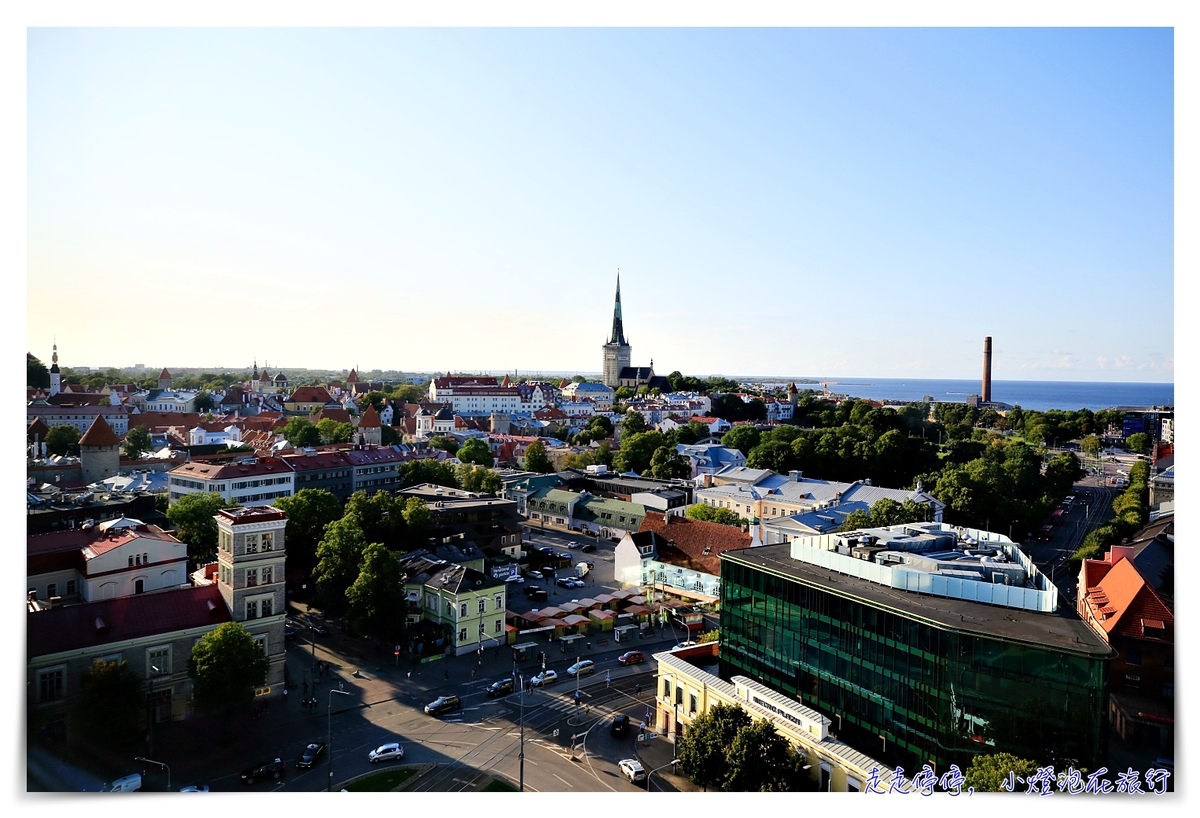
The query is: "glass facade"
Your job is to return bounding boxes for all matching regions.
[719,558,1107,773]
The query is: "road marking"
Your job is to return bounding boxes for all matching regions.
[553,773,572,787]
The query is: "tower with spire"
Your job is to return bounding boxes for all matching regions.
[601,271,632,387]
[49,341,61,397]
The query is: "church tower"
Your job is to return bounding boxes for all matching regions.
[601,272,632,388]
[49,342,61,397]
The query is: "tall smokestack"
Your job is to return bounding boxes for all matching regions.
[982,337,992,403]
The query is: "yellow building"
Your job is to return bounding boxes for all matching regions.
[654,645,895,792]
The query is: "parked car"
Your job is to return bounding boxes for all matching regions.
[672,641,697,651]
[307,619,328,636]
[284,624,296,641]
[558,552,572,559]
[617,650,645,666]
[619,758,647,784]
[557,577,575,588]
[103,773,143,792]
[526,588,548,602]
[567,659,595,677]
[526,570,544,580]
[611,714,630,737]
[487,678,514,697]
[179,784,209,793]
[505,574,525,584]
[297,742,326,769]
[581,543,597,553]
[568,541,580,549]
[530,669,559,686]
[368,743,404,763]
[241,759,285,785]
[568,577,586,588]
[539,546,556,555]
[424,695,462,716]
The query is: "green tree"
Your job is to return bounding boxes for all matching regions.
[649,446,692,480]
[429,435,460,454]
[746,439,798,473]
[166,492,234,563]
[274,489,342,560]
[963,752,1040,792]
[837,508,874,531]
[345,490,404,548]
[524,440,554,473]
[1080,435,1102,459]
[685,503,745,527]
[1126,432,1151,455]
[193,390,216,412]
[397,458,461,489]
[45,424,81,456]
[188,622,270,716]
[362,391,387,412]
[612,430,665,475]
[621,409,648,434]
[282,417,321,448]
[587,415,614,438]
[123,425,153,459]
[313,513,369,614]
[380,423,401,446]
[72,659,144,754]
[317,418,353,444]
[28,353,50,388]
[458,464,502,496]
[676,701,752,791]
[388,384,427,404]
[346,543,405,640]
[721,425,761,455]
[457,438,494,467]
[402,497,433,549]
[724,717,806,791]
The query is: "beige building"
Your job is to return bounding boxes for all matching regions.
[654,644,894,792]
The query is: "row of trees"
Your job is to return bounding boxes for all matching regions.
[1066,459,1151,575]
[684,503,746,527]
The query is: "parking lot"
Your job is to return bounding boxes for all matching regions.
[506,526,621,617]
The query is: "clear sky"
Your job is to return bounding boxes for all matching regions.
[25,27,1174,382]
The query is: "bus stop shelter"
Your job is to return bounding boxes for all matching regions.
[558,634,586,654]
[613,624,640,643]
[511,641,542,663]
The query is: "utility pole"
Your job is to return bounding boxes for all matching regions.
[518,672,525,792]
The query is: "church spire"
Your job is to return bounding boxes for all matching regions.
[609,270,627,346]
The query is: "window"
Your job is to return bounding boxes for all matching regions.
[66,580,76,595]
[460,602,469,617]
[129,556,135,567]
[495,619,503,634]
[689,693,698,713]
[245,533,259,554]
[253,633,268,655]
[446,600,454,615]
[478,622,486,636]
[147,646,171,677]
[246,568,258,587]
[663,679,671,698]
[459,628,468,642]
[261,531,274,551]
[135,579,145,594]
[143,553,149,564]
[47,583,57,598]
[478,598,487,614]
[495,594,503,609]
[262,597,273,617]
[1125,647,1142,666]
[38,668,65,701]
[261,566,273,585]
[246,599,259,619]
[675,686,683,706]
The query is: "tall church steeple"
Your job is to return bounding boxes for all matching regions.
[609,271,627,345]
[49,340,61,397]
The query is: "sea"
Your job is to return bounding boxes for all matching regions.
[787,378,1174,413]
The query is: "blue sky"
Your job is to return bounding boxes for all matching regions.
[25,27,1174,381]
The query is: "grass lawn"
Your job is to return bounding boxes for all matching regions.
[343,768,417,792]
[481,779,518,792]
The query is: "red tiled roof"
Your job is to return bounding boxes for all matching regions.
[1086,557,1174,640]
[170,457,293,479]
[358,405,381,428]
[637,511,751,575]
[27,584,231,660]
[129,411,203,431]
[79,413,121,446]
[28,417,52,437]
[287,386,334,404]
[313,408,352,425]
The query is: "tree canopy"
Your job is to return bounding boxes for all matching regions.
[166,492,235,564]
[346,543,405,640]
[612,430,665,475]
[312,513,370,614]
[45,424,81,456]
[457,438,494,467]
[457,464,503,496]
[397,458,460,489]
[27,353,50,388]
[274,488,342,559]
[721,425,761,455]
[676,701,752,790]
[649,446,691,480]
[187,622,270,715]
[282,417,321,448]
[685,503,745,527]
[962,752,1040,792]
[72,659,145,754]
[621,409,648,434]
[524,440,554,473]
[1125,432,1151,455]
[123,425,153,459]
[429,435,459,454]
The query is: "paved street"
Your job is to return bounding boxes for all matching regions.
[148,527,700,793]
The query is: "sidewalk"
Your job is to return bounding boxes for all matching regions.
[635,728,700,792]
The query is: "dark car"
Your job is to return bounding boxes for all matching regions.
[487,678,514,698]
[581,543,597,553]
[538,546,556,555]
[617,650,645,666]
[424,695,462,716]
[284,624,296,641]
[307,618,328,636]
[526,588,548,602]
[241,758,285,785]
[611,714,630,737]
[297,742,326,769]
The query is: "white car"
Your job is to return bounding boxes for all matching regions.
[505,574,524,584]
[567,659,595,677]
[672,641,697,650]
[368,742,404,763]
[619,758,646,784]
[530,670,558,687]
[568,541,580,549]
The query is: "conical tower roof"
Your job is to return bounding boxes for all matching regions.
[79,413,121,446]
[359,404,381,427]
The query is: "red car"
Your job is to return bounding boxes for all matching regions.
[617,650,645,666]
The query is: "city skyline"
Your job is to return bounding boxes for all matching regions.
[26,28,1174,382]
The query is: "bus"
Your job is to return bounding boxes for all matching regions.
[1051,509,1065,526]
[668,606,705,633]
[1062,495,1075,511]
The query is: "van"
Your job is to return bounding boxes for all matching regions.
[575,562,591,578]
[104,773,142,792]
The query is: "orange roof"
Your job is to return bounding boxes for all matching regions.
[1087,557,1174,640]
[359,404,381,428]
[79,413,121,446]
[159,367,171,379]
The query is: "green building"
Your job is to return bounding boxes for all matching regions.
[719,523,1111,774]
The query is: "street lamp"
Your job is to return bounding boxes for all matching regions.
[517,672,526,792]
[135,756,169,790]
[646,758,680,793]
[327,686,351,792]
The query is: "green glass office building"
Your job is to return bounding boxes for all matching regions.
[720,545,1111,773]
